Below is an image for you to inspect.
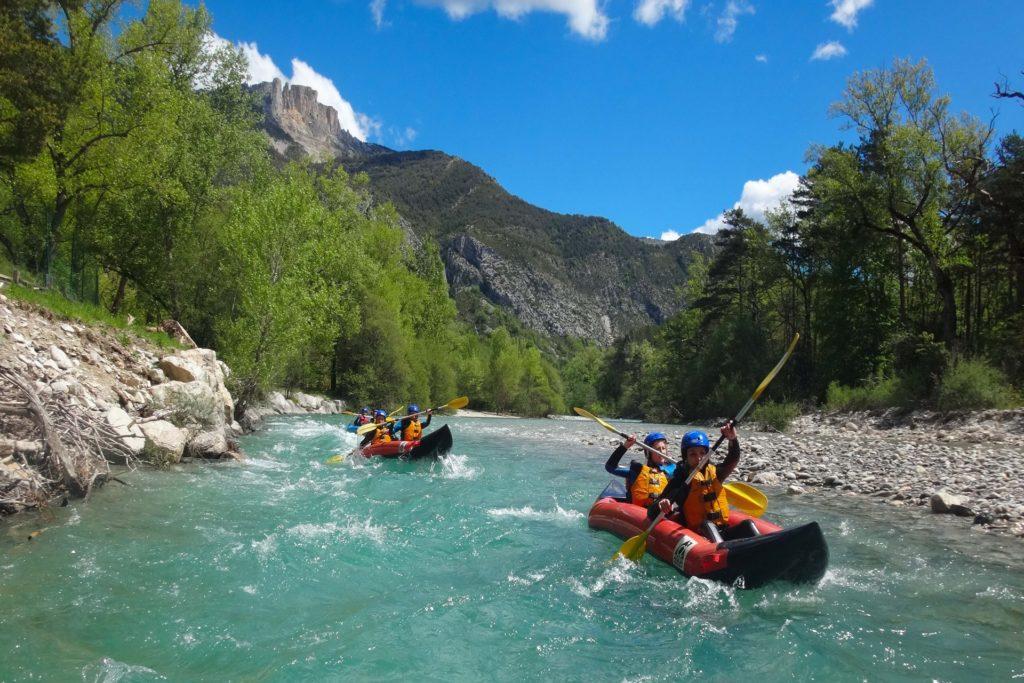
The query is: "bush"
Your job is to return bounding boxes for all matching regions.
[825,376,906,411]
[935,359,1019,411]
[751,400,800,431]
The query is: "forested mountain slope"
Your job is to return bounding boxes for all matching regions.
[252,82,713,342]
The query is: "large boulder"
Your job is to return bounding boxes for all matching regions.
[153,348,235,425]
[293,392,323,412]
[158,355,199,383]
[139,420,187,463]
[149,381,223,429]
[186,429,229,458]
[104,406,145,457]
[930,490,971,515]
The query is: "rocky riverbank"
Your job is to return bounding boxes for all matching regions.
[700,410,1024,539]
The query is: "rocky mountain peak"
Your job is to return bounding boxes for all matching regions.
[251,78,389,160]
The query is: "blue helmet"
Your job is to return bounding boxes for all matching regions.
[408,404,420,414]
[643,432,668,447]
[359,406,370,414]
[682,430,710,452]
[373,409,387,418]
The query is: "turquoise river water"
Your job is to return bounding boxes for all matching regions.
[3,416,1024,681]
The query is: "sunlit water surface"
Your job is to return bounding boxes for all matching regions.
[3,416,1023,681]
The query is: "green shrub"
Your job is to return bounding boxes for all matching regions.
[752,400,800,431]
[935,359,1019,411]
[825,376,906,411]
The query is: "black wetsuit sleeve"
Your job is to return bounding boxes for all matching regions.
[604,444,629,476]
[422,413,432,429]
[718,438,740,480]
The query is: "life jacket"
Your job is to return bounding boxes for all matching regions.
[629,464,669,507]
[370,425,392,446]
[355,415,370,426]
[401,419,422,441]
[683,464,730,530]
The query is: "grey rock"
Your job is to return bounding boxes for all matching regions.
[140,420,187,463]
[930,491,965,514]
[48,345,73,370]
[187,430,229,458]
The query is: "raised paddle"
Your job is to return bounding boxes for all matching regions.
[684,333,800,485]
[573,406,767,516]
[614,512,665,562]
[356,396,469,435]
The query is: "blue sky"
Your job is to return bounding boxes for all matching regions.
[204,0,1024,239]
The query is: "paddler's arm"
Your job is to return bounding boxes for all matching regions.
[716,423,740,481]
[604,435,636,478]
[422,410,432,428]
[648,469,689,520]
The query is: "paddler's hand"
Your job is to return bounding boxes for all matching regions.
[657,499,675,515]
[427,409,433,415]
[721,421,737,442]
[624,434,637,449]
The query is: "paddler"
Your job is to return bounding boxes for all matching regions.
[393,404,432,441]
[649,422,758,543]
[604,432,676,507]
[360,409,393,448]
[350,406,371,428]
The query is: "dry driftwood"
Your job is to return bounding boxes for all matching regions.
[0,364,139,513]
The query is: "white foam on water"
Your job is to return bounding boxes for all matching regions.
[286,518,386,545]
[506,571,547,586]
[81,657,162,682]
[251,534,278,560]
[431,453,479,480]
[570,557,638,598]
[682,576,739,612]
[486,505,584,524]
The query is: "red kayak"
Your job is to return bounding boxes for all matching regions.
[360,424,453,460]
[588,481,828,588]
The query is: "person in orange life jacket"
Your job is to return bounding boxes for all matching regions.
[605,432,677,507]
[649,423,759,544]
[360,409,393,448]
[391,404,432,441]
[351,406,371,428]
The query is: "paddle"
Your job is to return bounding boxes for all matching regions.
[614,512,665,562]
[684,333,800,485]
[573,406,766,516]
[356,396,469,435]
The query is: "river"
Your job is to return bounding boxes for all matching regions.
[3,415,1023,680]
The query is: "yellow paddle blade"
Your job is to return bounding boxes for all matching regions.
[725,482,767,517]
[387,405,404,418]
[444,396,469,410]
[614,528,652,562]
[356,421,380,436]
[573,407,620,435]
[324,454,346,464]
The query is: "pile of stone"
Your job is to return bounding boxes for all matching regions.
[0,294,243,512]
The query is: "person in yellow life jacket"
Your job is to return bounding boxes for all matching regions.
[604,432,676,507]
[359,409,393,448]
[394,404,432,441]
[649,422,759,543]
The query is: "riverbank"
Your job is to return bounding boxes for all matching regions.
[648,409,1024,539]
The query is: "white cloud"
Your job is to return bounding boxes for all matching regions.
[633,0,690,27]
[829,0,872,30]
[371,0,388,26]
[660,229,681,241]
[237,41,287,84]
[421,0,609,40]
[755,53,767,63]
[691,170,800,235]
[810,40,847,61]
[715,0,753,43]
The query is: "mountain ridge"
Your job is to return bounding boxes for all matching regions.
[251,82,714,342]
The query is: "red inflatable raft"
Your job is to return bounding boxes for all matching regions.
[588,481,828,588]
[360,424,453,460]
